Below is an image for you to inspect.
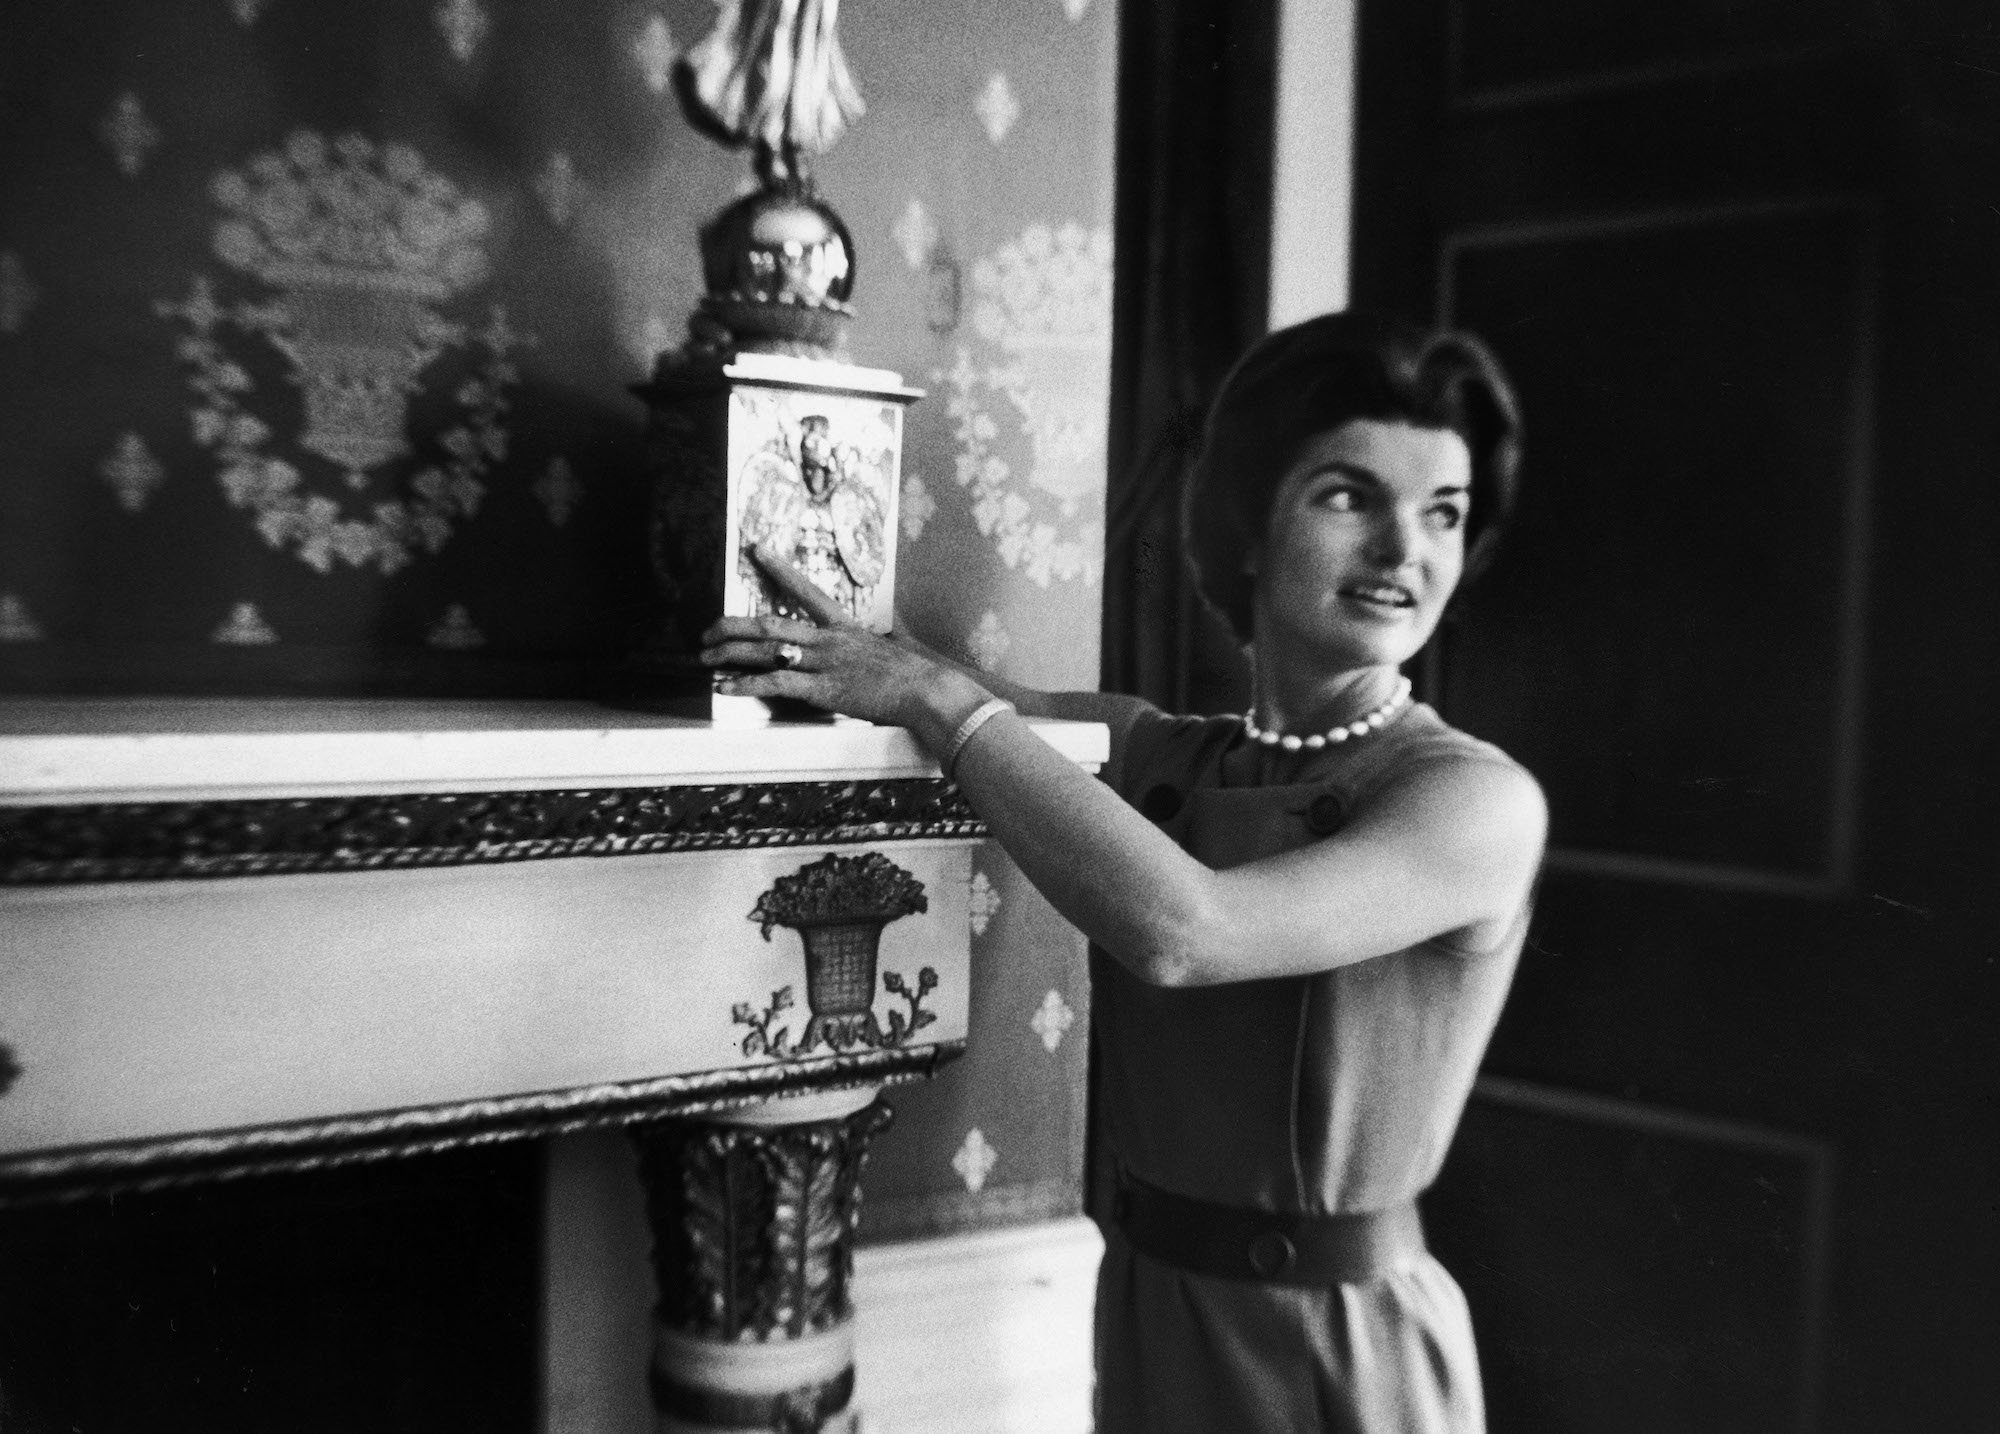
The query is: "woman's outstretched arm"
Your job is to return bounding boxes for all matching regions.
[704,558,1544,987]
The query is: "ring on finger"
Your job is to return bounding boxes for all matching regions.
[774,641,806,670]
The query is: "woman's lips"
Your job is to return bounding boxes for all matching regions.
[1337,582,1417,613]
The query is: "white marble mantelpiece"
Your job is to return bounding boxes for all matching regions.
[0,697,1106,803]
[0,697,1107,1202]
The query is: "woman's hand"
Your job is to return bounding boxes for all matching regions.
[700,545,989,734]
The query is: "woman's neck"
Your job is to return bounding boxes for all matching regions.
[1248,661,1404,737]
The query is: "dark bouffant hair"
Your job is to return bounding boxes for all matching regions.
[1185,310,1523,643]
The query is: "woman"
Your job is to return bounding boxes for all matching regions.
[703,311,1544,1433]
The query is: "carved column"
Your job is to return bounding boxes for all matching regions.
[634,1087,894,1434]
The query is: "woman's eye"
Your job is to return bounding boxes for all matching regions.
[1317,487,1361,512]
[1428,504,1467,530]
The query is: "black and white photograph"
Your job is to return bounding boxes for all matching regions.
[1,2,1994,1431]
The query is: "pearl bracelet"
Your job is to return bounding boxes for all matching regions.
[943,698,1015,780]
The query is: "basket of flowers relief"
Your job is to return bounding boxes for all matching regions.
[739,852,936,1057]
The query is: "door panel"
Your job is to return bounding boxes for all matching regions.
[1439,201,1875,890]
[1356,3,1998,1430]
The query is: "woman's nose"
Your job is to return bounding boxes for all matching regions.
[1365,510,1418,566]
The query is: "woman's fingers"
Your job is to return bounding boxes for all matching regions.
[751,544,854,629]
[702,637,815,670]
[714,666,831,707]
[702,613,820,646]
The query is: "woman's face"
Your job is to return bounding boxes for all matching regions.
[1251,418,1473,673]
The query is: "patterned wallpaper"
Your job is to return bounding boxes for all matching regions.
[0,0,1115,1234]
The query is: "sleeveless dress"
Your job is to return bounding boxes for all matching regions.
[1087,698,1532,1434]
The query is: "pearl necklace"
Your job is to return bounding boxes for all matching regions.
[1242,675,1413,751]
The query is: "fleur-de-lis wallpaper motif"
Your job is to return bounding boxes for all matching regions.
[534,456,582,526]
[899,470,936,543]
[211,602,278,645]
[952,1127,999,1193]
[892,198,941,271]
[968,866,1002,937]
[228,0,269,25]
[968,611,1011,671]
[0,252,39,334]
[633,13,678,94]
[99,93,162,177]
[433,0,489,64]
[0,594,45,643]
[975,72,1021,145]
[1031,988,1076,1053]
[427,602,485,650]
[535,152,579,228]
[99,432,166,514]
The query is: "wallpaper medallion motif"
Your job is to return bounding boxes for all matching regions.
[156,132,526,575]
[943,222,1111,588]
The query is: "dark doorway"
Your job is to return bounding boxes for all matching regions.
[1352,3,1999,1430]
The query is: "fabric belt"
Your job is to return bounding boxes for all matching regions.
[1113,1171,1425,1287]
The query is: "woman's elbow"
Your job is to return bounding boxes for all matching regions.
[1124,906,1222,988]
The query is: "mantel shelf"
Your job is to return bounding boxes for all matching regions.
[0,697,1108,804]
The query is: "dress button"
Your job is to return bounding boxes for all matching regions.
[1304,793,1345,836]
[1141,783,1183,822]
[1247,1230,1296,1279]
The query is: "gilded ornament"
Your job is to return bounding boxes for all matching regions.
[738,852,938,1056]
[735,408,889,623]
[675,0,863,185]
[1,779,983,885]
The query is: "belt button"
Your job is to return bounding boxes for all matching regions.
[1305,793,1345,836]
[1247,1230,1296,1278]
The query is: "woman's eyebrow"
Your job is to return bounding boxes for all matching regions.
[1309,460,1381,485]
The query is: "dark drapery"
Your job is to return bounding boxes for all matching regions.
[1101,0,1279,714]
